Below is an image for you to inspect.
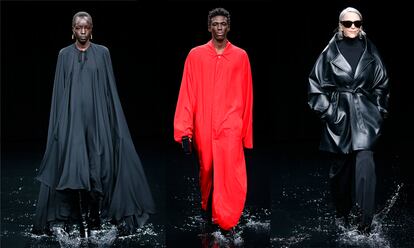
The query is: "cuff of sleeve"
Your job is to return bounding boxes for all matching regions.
[243,139,253,149]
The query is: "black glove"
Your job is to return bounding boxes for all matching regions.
[182,136,192,155]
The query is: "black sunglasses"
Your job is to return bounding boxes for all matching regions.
[340,20,362,28]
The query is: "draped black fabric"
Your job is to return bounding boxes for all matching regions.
[33,43,156,232]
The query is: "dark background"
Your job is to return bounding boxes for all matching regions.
[2,0,412,149]
[0,0,414,246]
[1,0,413,238]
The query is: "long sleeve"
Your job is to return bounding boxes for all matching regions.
[174,54,196,143]
[308,54,334,120]
[372,58,390,117]
[242,53,253,149]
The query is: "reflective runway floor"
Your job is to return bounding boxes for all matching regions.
[1,141,413,247]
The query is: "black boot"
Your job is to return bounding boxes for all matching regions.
[87,192,101,231]
[77,190,89,238]
[357,223,372,235]
[201,191,216,233]
[117,220,133,237]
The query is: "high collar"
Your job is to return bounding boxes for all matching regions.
[341,36,363,47]
[329,34,373,80]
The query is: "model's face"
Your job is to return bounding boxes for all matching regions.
[340,12,362,39]
[208,15,230,42]
[73,17,92,44]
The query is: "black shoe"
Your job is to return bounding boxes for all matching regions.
[87,219,101,237]
[88,217,101,231]
[63,222,75,234]
[357,223,371,235]
[79,222,87,238]
[117,221,134,237]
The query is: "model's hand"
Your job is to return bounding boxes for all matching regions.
[182,136,192,155]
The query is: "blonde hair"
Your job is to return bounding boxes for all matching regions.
[337,7,366,39]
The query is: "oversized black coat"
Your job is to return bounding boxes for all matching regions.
[308,34,389,154]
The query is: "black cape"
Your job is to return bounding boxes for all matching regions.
[33,43,155,232]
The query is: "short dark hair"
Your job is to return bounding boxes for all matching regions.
[208,8,230,27]
[72,11,93,27]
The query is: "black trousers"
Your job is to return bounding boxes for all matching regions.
[328,150,376,225]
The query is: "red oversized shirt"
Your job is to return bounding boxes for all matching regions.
[174,40,253,230]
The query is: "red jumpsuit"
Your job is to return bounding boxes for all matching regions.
[174,40,253,230]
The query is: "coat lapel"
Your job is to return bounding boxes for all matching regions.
[331,53,353,78]
[354,43,375,79]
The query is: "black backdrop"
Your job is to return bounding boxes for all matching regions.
[2,0,412,163]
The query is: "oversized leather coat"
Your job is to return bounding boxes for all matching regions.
[308,34,389,154]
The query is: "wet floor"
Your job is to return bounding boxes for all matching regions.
[165,146,271,248]
[1,141,413,247]
[270,144,414,248]
[1,142,166,248]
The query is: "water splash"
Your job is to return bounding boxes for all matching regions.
[375,183,404,222]
[173,175,201,231]
[88,226,117,247]
[271,233,311,248]
[172,175,270,247]
[206,230,244,247]
[24,222,163,247]
[53,227,82,248]
[336,183,404,248]
[337,224,391,248]
[241,208,270,233]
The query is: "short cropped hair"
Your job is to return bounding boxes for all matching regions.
[72,11,93,27]
[208,8,230,27]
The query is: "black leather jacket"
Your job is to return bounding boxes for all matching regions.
[308,33,389,154]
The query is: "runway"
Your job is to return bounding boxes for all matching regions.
[1,140,413,247]
[270,142,414,248]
